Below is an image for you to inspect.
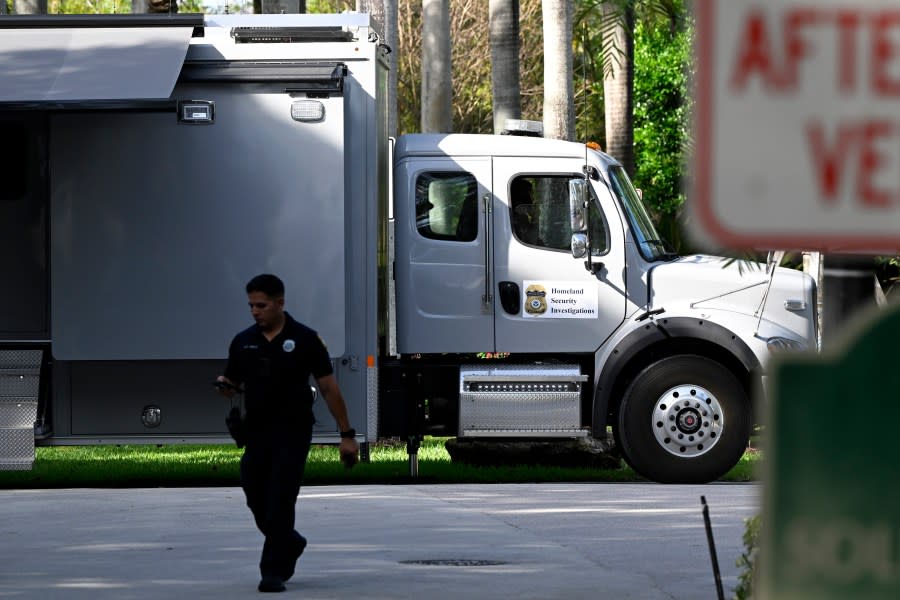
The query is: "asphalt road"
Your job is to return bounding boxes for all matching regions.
[0,483,757,599]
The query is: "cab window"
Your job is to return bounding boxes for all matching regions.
[510,175,608,254]
[415,172,478,242]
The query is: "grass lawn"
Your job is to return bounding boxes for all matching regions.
[0,437,760,488]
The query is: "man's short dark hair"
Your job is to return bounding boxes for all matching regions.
[246,274,285,298]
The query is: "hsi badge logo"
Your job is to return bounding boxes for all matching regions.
[283,339,296,353]
[524,284,547,315]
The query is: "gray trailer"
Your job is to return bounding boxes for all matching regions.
[0,13,386,463]
[0,13,815,483]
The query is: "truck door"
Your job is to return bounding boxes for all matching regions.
[394,158,494,353]
[492,157,627,352]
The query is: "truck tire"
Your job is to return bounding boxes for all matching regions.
[616,355,750,484]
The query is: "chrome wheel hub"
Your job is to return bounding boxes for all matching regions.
[652,384,724,458]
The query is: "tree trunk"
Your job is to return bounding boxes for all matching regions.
[541,0,574,140]
[384,0,399,137]
[358,0,385,36]
[601,1,635,176]
[821,255,878,350]
[148,0,177,12]
[132,0,148,13]
[489,0,521,134]
[12,0,47,13]
[358,0,399,138]
[421,0,452,133]
[253,0,306,13]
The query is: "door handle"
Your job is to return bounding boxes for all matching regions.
[482,193,493,305]
[498,281,520,315]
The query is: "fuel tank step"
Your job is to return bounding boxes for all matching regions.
[458,364,588,438]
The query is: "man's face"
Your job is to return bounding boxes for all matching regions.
[247,291,284,331]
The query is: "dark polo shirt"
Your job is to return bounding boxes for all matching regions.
[224,312,333,428]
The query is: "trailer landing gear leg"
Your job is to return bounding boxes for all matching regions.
[407,435,421,477]
[406,372,426,478]
[360,442,370,463]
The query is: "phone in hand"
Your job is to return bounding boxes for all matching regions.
[213,380,241,393]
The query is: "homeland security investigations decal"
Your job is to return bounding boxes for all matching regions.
[522,281,598,319]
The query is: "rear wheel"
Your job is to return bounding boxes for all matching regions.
[616,355,750,483]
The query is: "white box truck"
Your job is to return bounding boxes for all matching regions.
[0,13,816,483]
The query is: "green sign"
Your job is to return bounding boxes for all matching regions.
[762,304,900,599]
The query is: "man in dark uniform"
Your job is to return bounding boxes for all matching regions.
[216,274,359,593]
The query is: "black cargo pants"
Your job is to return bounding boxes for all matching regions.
[240,420,313,578]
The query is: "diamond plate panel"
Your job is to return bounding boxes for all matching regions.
[0,374,40,398]
[459,391,581,433]
[367,366,378,442]
[0,402,38,428]
[0,428,35,471]
[458,363,584,436]
[0,350,43,369]
[0,461,33,471]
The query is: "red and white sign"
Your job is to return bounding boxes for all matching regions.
[693,0,900,251]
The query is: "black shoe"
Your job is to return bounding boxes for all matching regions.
[258,575,286,593]
[281,534,308,582]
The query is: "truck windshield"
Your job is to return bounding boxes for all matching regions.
[607,166,676,262]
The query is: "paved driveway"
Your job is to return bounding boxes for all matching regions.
[0,483,757,599]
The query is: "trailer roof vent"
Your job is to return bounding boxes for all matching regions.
[231,27,355,44]
[501,119,543,137]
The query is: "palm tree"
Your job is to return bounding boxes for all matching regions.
[359,0,385,29]
[253,0,306,13]
[358,0,399,137]
[590,0,680,174]
[383,0,399,137]
[12,0,47,13]
[421,0,452,132]
[542,0,574,140]
[600,0,634,175]
[489,0,522,134]
[148,0,176,11]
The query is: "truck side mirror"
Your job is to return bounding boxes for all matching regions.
[568,178,588,233]
[571,233,588,259]
[569,178,589,259]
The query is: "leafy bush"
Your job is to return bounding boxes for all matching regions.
[734,514,760,600]
[633,10,693,252]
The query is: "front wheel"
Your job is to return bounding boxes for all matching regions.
[616,355,750,484]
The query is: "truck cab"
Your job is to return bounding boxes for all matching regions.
[386,131,816,483]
